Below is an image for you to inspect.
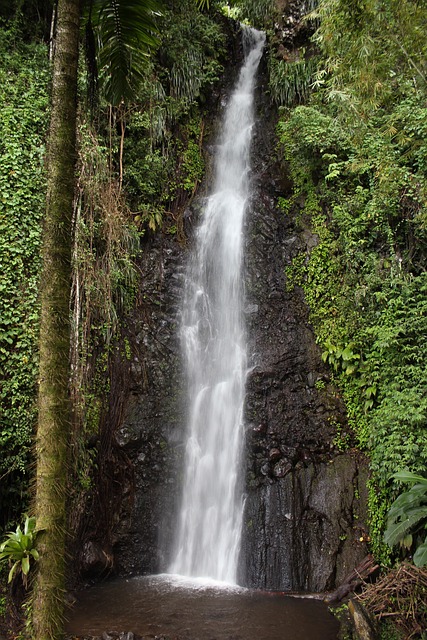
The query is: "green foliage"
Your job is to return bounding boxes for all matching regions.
[277,16,427,556]
[384,471,427,567]
[181,137,205,191]
[87,0,161,105]
[159,0,226,106]
[377,619,403,640]
[331,421,352,452]
[238,0,274,28]
[0,30,49,531]
[122,3,225,231]
[71,121,139,494]
[322,342,361,376]
[313,0,427,117]
[0,516,39,585]
[269,54,317,107]
[124,106,206,232]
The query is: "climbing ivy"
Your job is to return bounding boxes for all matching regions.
[0,1,231,536]
[0,31,49,530]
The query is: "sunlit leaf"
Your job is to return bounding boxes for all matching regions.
[21,555,30,575]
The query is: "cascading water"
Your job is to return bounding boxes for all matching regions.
[169,27,265,584]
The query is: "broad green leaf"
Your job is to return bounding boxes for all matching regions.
[384,510,426,547]
[21,555,30,575]
[387,486,427,517]
[341,347,359,361]
[400,533,413,550]
[24,517,36,536]
[8,561,19,583]
[413,539,427,567]
[345,364,357,375]
[2,540,24,554]
[19,534,29,549]
[392,471,427,485]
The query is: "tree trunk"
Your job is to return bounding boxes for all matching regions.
[32,0,80,637]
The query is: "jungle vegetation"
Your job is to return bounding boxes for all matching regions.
[1,0,427,637]
[1,0,229,636]
[272,0,427,564]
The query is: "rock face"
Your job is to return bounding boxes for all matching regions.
[237,63,369,590]
[81,26,369,590]
[111,237,186,575]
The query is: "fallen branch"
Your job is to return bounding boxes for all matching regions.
[324,554,379,603]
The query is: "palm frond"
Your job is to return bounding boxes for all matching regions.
[269,54,317,107]
[170,48,204,102]
[91,0,163,105]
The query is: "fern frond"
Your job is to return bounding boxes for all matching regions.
[91,0,162,105]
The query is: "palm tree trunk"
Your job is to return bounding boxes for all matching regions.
[32,0,80,637]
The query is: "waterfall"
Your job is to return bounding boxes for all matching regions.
[169,27,265,584]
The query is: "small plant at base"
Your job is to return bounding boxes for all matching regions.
[384,471,427,567]
[0,516,39,586]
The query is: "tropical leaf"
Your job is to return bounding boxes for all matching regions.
[387,485,427,519]
[392,470,427,485]
[21,555,30,576]
[0,516,39,585]
[90,0,163,104]
[170,48,204,101]
[413,538,427,567]
[24,516,36,536]
[384,509,427,547]
[8,561,19,584]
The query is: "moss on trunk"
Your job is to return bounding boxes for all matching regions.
[32,1,80,638]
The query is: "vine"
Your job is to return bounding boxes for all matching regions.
[0,32,49,531]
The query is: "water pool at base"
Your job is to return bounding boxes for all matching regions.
[66,575,339,640]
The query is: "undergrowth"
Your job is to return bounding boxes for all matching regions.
[0,31,49,531]
[278,91,427,562]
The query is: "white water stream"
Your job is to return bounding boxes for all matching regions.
[169,27,265,584]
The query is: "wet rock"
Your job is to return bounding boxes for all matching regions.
[273,460,291,478]
[260,462,270,477]
[238,55,369,591]
[280,445,298,462]
[268,447,281,462]
[78,21,369,593]
[82,541,113,577]
[245,303,259,314]
[241,455,369,591]
[252,422,267,435]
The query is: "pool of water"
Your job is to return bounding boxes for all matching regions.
[66,574,339,639]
